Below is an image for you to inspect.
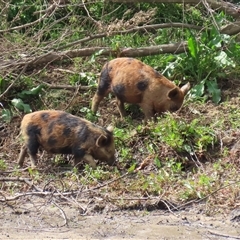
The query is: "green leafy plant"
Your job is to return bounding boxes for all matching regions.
[80,107,99,122]
[186,29,237,103]
[69,72,96,87]
[1,109,12,123]
[0,77,6,94]
[11,98,32,113]
[0,159,7,171]
[17,84,44,99]
[150,114,216,154]
[11,84,44,114]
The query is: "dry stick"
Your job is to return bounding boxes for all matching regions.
[64,84,81,111]
[0,226,70,233]
[0,172,132,202]
[53,68,77,74]
[208,230,240,240]
[177,180,240,210]
[0,177,43,192]
[82,0,99,26]
[0,166,29,174]
[0,64,28,99]
[0,2,58,33]
[81,172,132,193]
[57,23,202,51]
[0,191,59,202]
[68,195,87,213]
[160,199,179,217]
[44,82,93,90]
[52,201,68,227]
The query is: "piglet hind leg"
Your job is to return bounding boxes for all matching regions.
[17,145,28,167]
[116,98,127,119]
[17,145,38,168]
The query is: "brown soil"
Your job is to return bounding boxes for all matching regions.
[1,203,240,239]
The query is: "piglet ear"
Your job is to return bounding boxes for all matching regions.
[181,82,190,95]
[168,87,179,100]
[96,134,107,147]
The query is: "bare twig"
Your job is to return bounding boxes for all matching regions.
[208,230,240,239]
[161,199,179,216]
[0,64,28,99]
[177,180,240,210]
[63,84,81,111]
[43,82,93,90]
[57,23,202,50]
[0,167,29,174]
[82,172,132,193]
[0,1,59,33]
[0,43,188,71]
[0,172,132,202]
[82,0,99,27]
[0,176,42,192]
[52,201,68,227]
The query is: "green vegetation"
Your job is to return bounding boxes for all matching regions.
[0,1,240,215]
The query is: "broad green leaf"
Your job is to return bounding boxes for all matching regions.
[1,109,12,123]
[128,163,136,173]
[190,81,205,98]
[209,36,222,49]
[154,157,161,168]
[11,98,32,113]
[206,80,221,104]
[188,36,198,59]
[17,84,44,99]
[90,49,104,62]
[214,51,236,67]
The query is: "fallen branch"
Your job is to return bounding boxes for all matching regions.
[0,176,42,192]
[52,201,68,227]
[0,172,132,202]
[208,230,240,239]
[0,64,28,99]
[0,42,188,71]
[57,23,201,50]
[0,167,29,174]
[44,82,94,90]
[110,0,240,20]
[63,84,81,111]
[0,191,75,202]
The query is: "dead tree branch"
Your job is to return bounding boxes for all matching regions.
[0,42,188,71]
[57,23,202,50]
[109,0,240,20]
[0,1,60,33]
[0,176,42,192]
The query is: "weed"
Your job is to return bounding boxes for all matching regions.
[82,165,114,184]
[0,159,7,171]
[80,107,99,122]
[148,114,216,155]
[69,72,96,87]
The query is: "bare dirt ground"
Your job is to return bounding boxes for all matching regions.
[1,202,240,240]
